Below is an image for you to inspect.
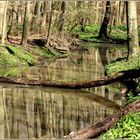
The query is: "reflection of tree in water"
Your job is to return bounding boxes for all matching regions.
[0,86,119,139]
[98,46,108,76]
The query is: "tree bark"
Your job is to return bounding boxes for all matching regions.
[31,1,41,33]
[128,1,140,56]
[98,1,111,39]
[1,1,8,45]
[40,1,48,33]
[65,100,140,139]
[46,2,53,47]
[21,1,30,46]
[0,69,140,89]
[58,1,66,32]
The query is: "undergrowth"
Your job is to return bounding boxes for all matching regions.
[101,112,140,139]
[105,55,140,75]
[71,24,127,42]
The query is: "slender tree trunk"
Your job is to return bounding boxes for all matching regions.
[1,1,8,45]
[119,2,125,25]
[128,1,140,56]
[31,1,41,33]
[114,1,120,26]
[10,2,19,35]
[58,1,66,32]
[98,1,111,39]
[40,1,48,33]
[46,2,53,47]
[95,2,99,24]
[109,2,116,35]
[21,1,30,46]
[126,2,130,59]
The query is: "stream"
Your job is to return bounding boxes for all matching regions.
[0,43,127,138]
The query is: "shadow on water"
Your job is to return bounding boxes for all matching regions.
[0,43,127,138]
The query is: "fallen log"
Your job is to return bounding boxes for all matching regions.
[64,100,140,139]
[0,69,140,88]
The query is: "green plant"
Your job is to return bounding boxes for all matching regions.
[101,111,140,139]
[105,55,140,75]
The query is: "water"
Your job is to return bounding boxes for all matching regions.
[0,43,127,138]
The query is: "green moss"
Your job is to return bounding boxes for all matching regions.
[101,111,140,139]
[105,56,140,75]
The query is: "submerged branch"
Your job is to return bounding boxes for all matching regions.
[0,69,140,88]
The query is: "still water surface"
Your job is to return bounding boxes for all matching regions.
[0,44,126,138]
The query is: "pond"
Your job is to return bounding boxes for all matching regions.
[0,43,127,138]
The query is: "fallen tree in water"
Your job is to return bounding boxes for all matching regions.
[0,69,139,88]
[64,100,140,139]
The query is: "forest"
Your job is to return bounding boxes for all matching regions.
[0,1,139,139]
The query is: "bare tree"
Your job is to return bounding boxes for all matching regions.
[98,1,111,39]
[46,2,53,47]
[40,1,49,33]
[31,1,41,33]
[58,1,66,32]
[128,1,140,57]
[21,1,30,46]
[1,1,8,44]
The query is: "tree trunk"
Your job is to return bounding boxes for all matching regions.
[0,69,140,89]
[58,1,66,32]
[98,1,111,39]
[1,1,8,45]
[9,1,19,35]
[128,1,140,57]
[114,1,120,26]
[31,1,41,33]
[118,2,124,25]
[40,1,48,33]
[21,1,30,46]
[109,2,117,35]
[95,2,99,24]
[46,2,53,47]
[65,100,140,139]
